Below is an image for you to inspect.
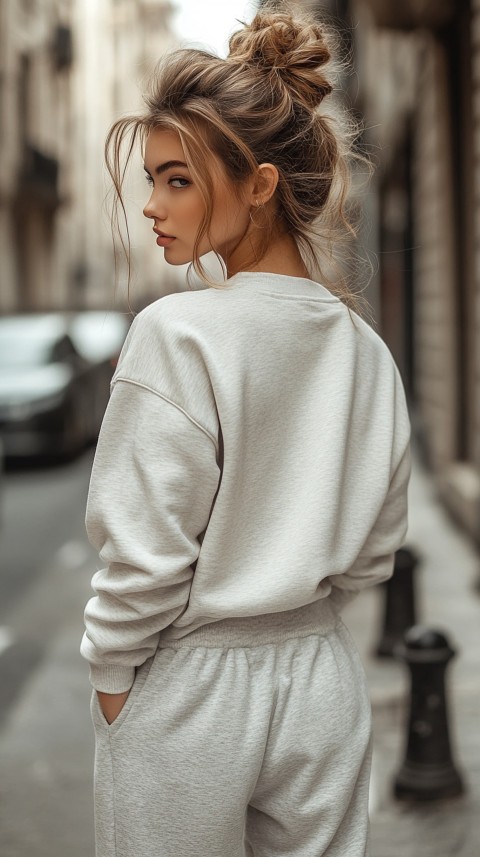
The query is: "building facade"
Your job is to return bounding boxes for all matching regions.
[286,0,480,544]
[0,0,180,315]
[346,0,480,544]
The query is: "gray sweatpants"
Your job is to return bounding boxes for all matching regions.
[90,598,372,857]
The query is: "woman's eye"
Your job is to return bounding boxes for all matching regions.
[145,175,154,186]
[169,177,190,188]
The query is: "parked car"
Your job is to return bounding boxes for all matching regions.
[0,311,130,459]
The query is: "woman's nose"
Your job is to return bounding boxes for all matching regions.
[143,192,165,221]
[143,196,155,219]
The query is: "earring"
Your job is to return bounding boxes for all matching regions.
[249,201,263,228]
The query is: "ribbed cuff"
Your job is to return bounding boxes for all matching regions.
[89,663,135,693]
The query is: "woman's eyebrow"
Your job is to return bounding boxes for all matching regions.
[143,160,188,176]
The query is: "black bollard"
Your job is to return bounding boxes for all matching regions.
[393,625,464,801]
[375,546,419,658]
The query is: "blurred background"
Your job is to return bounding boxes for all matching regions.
[0,1,479,855]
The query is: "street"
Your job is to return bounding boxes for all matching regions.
[0,447,479,856]
[0,449,97,857]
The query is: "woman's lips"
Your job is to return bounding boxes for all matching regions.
[156,235,176,247]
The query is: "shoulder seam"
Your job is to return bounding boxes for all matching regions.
[112,376,218,452]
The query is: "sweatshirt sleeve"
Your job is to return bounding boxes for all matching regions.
[80,379,221,693]
[328,362,412,612]
[328,438,411,610]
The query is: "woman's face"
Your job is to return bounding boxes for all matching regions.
[142,127,252,268]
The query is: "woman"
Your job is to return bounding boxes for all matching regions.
[80,5,411,856]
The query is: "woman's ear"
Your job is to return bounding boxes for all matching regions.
[250,163,279,207]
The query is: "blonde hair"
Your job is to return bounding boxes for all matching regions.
[105,1,373,316]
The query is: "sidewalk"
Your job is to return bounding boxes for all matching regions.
[342,446,480,857]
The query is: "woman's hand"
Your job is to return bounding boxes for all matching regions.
[97,689,131,724]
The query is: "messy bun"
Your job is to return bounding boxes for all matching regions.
[105,1,372,316]
[227,10,333,110]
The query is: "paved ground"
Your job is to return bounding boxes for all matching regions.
[0,451,97,857]
[343,446,480,857]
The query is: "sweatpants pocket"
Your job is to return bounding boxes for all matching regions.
[90,652,157,737]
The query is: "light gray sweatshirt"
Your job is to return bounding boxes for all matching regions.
[80,272,411,693]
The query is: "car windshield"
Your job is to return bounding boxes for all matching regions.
[0,331,57,369]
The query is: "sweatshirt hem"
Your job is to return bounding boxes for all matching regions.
[158,597,339,649]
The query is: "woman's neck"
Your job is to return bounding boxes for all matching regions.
[225,232,311,281]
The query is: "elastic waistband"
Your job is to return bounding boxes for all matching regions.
[158,597,338,649]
